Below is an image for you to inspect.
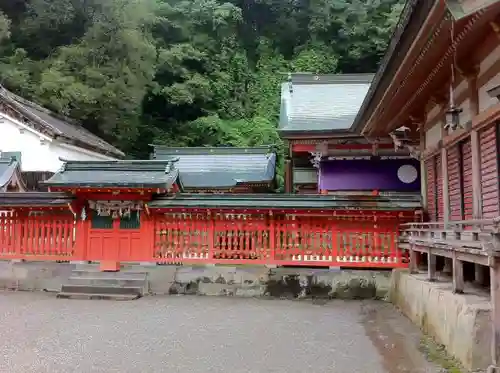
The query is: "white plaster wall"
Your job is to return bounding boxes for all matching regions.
[0,114,115,172]
[425,121,442,149]
[479,71,500,112]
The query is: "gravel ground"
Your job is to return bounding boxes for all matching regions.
[0,292,444,373]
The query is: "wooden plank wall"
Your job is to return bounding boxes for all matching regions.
[436,154,444,221]
[425,158,437,220]
[460,139,473,220]
[480,124,499,219]
[448,145,462,221]
[424,123,500,222]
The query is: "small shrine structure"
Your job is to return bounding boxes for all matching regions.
[151,146,276,193]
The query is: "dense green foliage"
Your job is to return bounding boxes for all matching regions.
[0,0,403,161]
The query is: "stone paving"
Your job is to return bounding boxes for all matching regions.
[0,292,444,373]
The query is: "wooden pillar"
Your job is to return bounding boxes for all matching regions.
[284,158,292,193]
[442,147,450,225]
[467,70,482,220]
[419,125,428,209]
[490,255,500,370]
[427,248,437,281]
[452,251,464,293]
[475,264,486,285]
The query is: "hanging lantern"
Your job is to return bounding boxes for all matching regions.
[445,106,463,131]
[444,19,463,132]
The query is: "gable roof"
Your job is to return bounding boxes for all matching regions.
[350,0,436,134]
[151,146,277,189]
[43,159,179,190]
[0,86,124,158]
[0,157,26,191]
[279,74,374,136]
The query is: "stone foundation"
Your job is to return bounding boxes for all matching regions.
[0,261,391,300]
[389,270,491,372]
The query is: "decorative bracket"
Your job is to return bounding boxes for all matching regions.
[309,141,328,168]
[389,126,421,160]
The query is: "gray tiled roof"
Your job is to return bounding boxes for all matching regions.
[152,146,276,189]
[44,159,179,189]
[149,192,422,210]
[0,87,124,158]
[279,74,373,134]
[0,157,21,189]
[0,192,73,207]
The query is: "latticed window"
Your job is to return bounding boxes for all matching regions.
[91,213,113,229]
[119,211,141,229]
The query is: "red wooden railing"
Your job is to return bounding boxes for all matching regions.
[0,210,410,268]
[0,211,75,260]
[153,213,409,268]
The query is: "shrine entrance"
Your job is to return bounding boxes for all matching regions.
[85,201,146,270]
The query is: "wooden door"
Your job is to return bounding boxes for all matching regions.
[87,211,144,262]
[87,213,117,261]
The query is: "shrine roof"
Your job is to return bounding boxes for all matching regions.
[43,159,180,189]
[0,86,124,158]
[279,74,373,137]
[149,192,421,210]
[0,192,73,207]
[151,146,276,189]
[0,157,25,191]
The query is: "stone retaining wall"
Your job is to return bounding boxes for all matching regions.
[0,261,392,300]
[389,270,491,372]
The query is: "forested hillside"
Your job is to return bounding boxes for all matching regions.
[0,0,403,159]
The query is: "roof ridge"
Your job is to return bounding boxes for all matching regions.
[152,145,276,155]
[0,86,125,157]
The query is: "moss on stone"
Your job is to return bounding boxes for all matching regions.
[418,335,464,373]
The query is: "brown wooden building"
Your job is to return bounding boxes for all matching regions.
[350,0,500,370]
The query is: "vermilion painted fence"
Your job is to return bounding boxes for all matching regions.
[0,211,76,260]
[0,210,410,268]
[153,213,409,268]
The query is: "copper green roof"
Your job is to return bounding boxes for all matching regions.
[148,192,421,210]
[151,146,276,189]
[43,159,180,189]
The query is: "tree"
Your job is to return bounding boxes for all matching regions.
[0,11,10,42]
[0,0,404,166]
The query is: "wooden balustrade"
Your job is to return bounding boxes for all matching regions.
[400,219,500,291]
[400,218,500,371]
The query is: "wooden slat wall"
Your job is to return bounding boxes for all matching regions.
[436,154,444,221]
[448,145,462,221]
[480,124,499,219]
[460,139,473,220]
[425,158,437,221]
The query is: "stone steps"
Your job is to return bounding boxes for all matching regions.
[57,292,139,301]
[58,269,149,300]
